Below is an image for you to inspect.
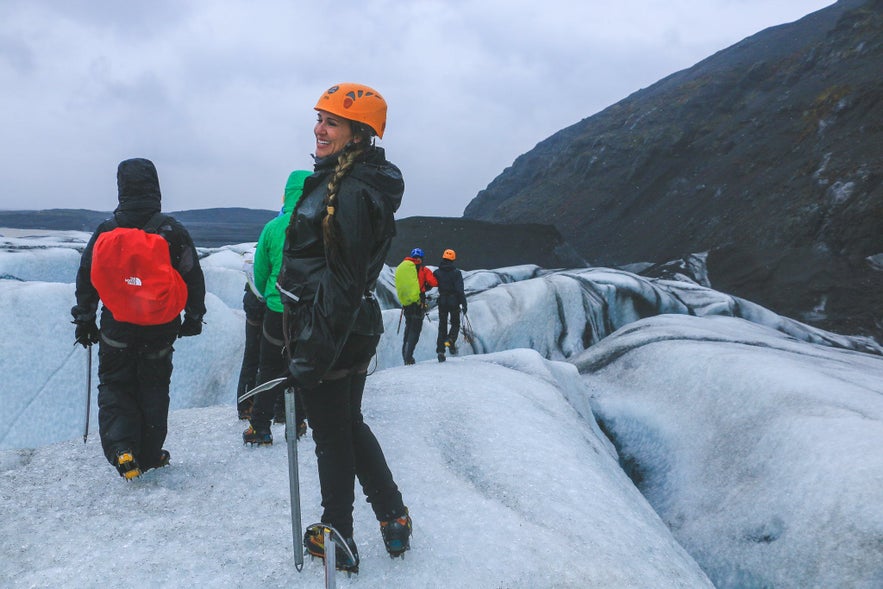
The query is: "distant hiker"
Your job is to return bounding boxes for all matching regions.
[242,169,311,446]
[71,157,206,481]
[394,247,438,365]
[276,83,412,572]
[433,248,467,362]
[235,249,265,420]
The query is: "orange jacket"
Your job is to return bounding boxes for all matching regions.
[418,263,438,293]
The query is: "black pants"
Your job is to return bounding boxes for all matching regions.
[301,333,405,538]
[436,303,461,353]
[236,287,265,411]
[250,309,305,431]
[401,303,424,363]
[97,339,173,469]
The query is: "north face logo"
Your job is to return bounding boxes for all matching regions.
[125,276,143,286]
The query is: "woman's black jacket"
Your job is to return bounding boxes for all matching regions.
[277,146,403,387]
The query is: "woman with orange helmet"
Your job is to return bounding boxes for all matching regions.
[273,83,411,573]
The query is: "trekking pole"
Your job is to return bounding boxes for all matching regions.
[423,298,433,324]
[396,307,403,334]
[83,344,92,443]
[284,387,305,572]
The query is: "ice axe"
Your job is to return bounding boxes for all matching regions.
[83,344,92,443]
[284,387,305,572]
[238,376,288,405]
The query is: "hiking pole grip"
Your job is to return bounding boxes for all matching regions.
[83,345,92,443]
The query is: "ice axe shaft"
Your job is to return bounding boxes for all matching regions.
[83,345,92,443]
[284,388,304,571]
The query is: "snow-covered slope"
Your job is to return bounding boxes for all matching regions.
[1,350,713,588]
[2,230,882,588]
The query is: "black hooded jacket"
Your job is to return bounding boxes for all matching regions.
[433,259,466,310]
[277,146,403,387]
[71,158,207,345]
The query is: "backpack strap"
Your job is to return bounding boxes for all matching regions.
[141,211,170,234]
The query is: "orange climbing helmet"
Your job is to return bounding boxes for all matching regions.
[314,83,387,139]
[442,249,456,261]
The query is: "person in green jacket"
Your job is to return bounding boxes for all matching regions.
[242,169,311,445]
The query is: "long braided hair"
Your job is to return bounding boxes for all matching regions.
[322,123,373,265]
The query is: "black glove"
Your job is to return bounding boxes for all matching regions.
[178,315,203,338]
[74,320,99,348]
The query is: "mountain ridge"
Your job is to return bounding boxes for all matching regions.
[462,0,883,340]
[0,209,584,271]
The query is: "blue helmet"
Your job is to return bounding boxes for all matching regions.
[410,247,425,258]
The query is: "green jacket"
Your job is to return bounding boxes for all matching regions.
[254,170,311,312]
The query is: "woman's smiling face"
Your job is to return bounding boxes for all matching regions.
[314,110,355,158]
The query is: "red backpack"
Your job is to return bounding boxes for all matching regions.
[90,213,188,326]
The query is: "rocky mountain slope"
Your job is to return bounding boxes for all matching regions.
[463,0,883,340]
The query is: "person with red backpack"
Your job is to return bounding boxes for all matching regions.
[394,247,438,365]
[71,157,206,481]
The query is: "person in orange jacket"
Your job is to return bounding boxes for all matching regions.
[394,247,437,364]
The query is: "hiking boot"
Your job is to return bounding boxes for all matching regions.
[380,509,412,557]
[243,425,273,446]
[445,340,458,355]
[141,449,170,473]
[304,527,359,573]
[115,450,142,481]
[437,353,446,362]
[237,398,253,420]
[404,357,415,366]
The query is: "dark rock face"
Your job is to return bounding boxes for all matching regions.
[386,216,586,270]
[463,0,883,339]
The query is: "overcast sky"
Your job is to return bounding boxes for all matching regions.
[0,1,834,219]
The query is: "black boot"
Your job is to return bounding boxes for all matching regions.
[304,527,359,573]
[380,508,412,557]
[243,424,272,446]
[141,449,170,473]
[114,449,142,481]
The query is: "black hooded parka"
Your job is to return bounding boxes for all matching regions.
[276,144,408,538]
[72,158,207,345]
[277,145,403,387]
[71,158,206,469]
